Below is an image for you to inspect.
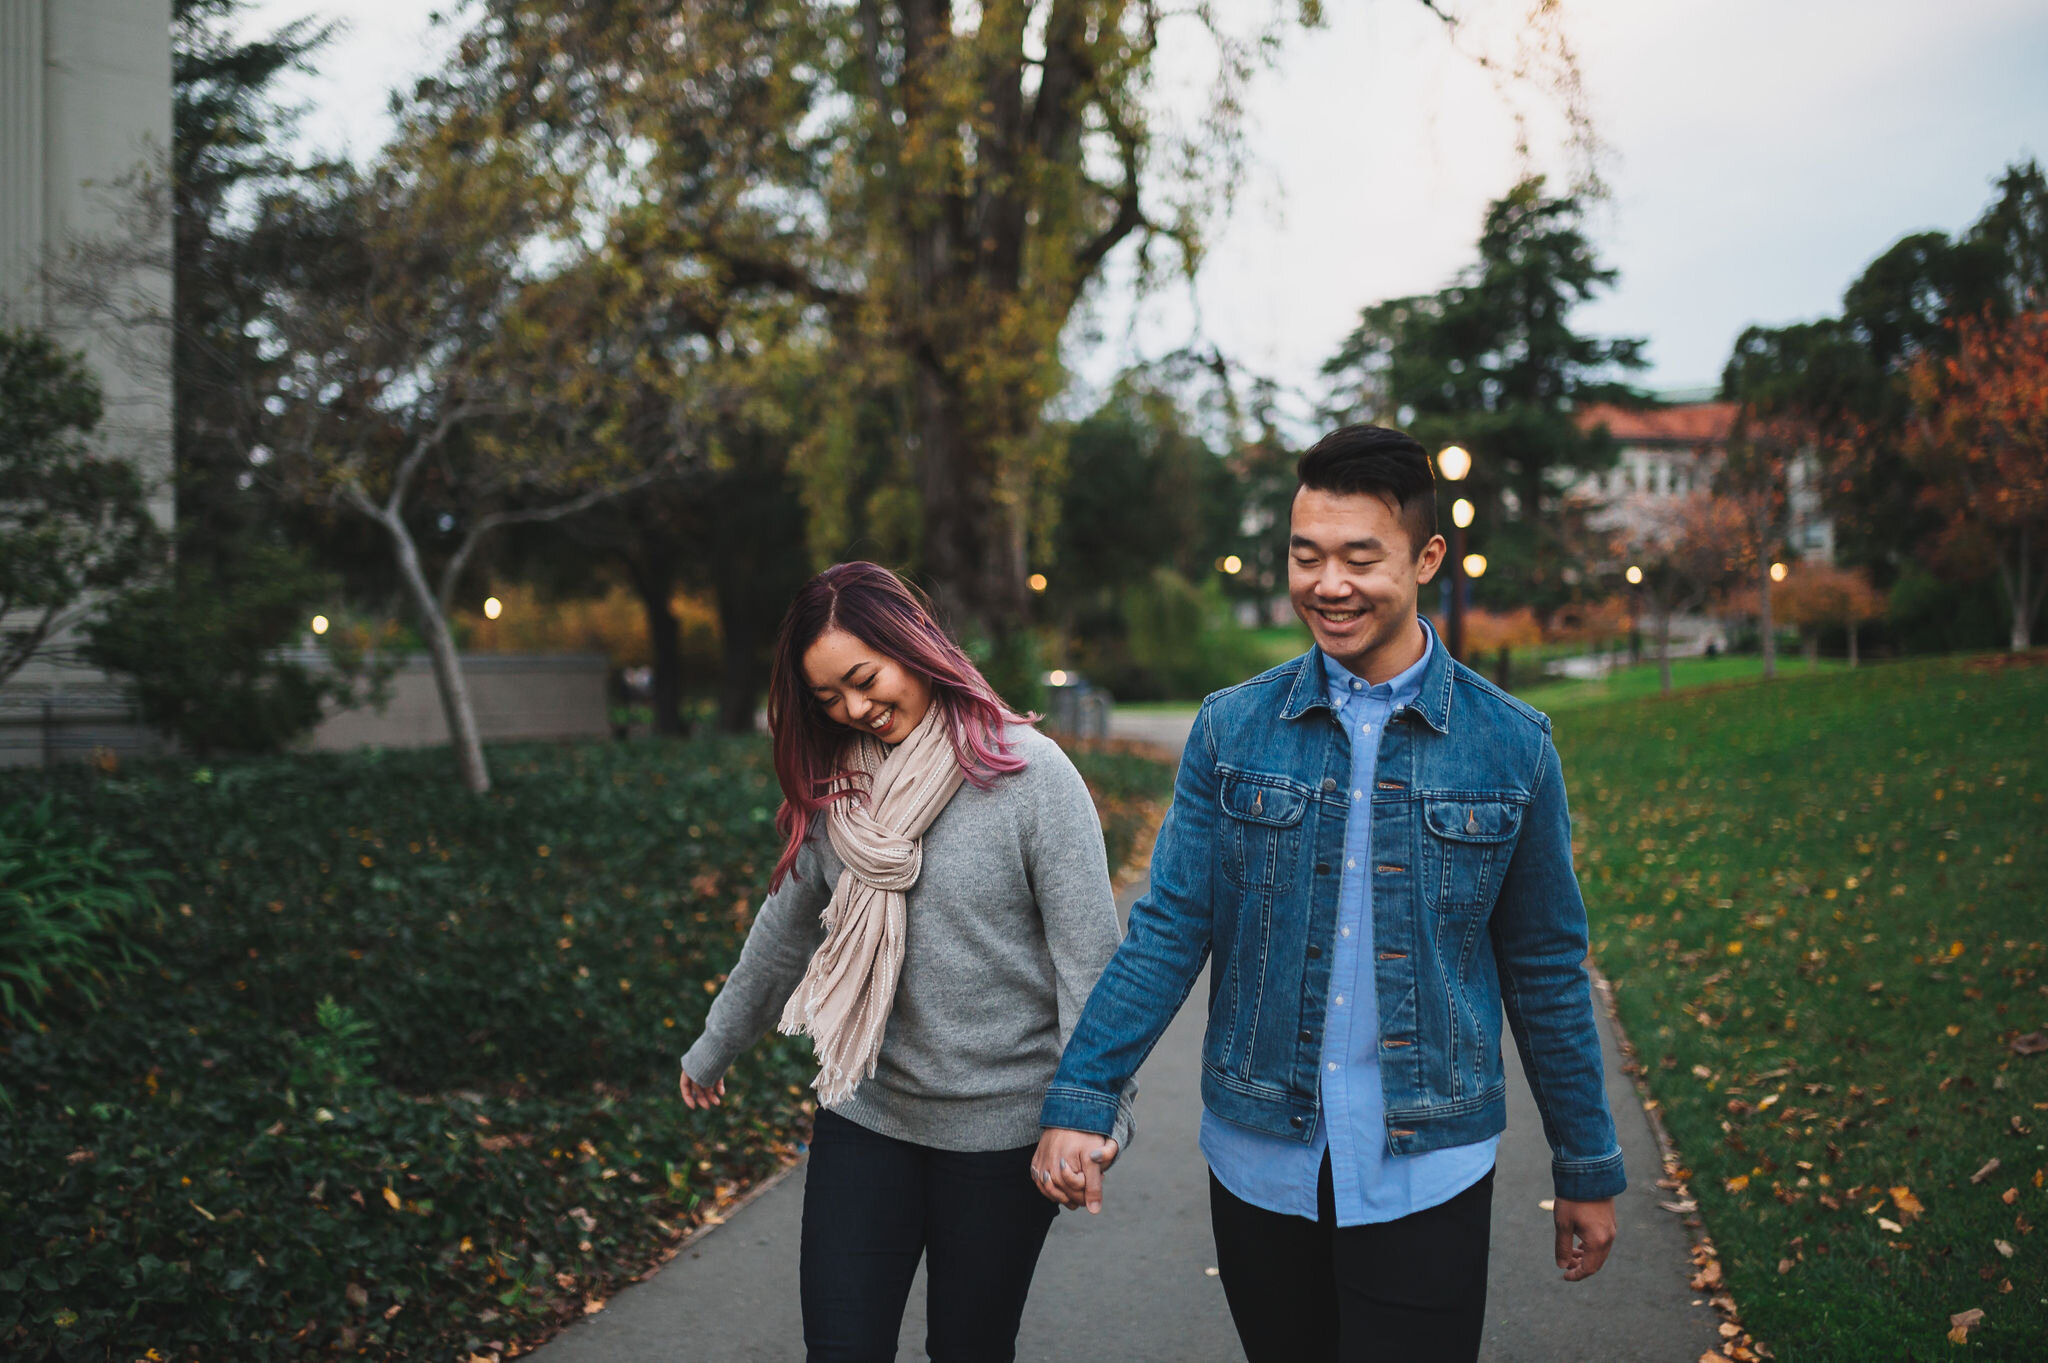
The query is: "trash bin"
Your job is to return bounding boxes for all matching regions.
[1043,673,1112,742]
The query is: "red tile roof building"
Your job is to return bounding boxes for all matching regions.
[1568,401,1834,561]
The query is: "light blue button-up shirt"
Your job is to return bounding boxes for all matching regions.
[1200,619,1499,1225]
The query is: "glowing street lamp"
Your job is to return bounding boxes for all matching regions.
[1220,554,1243,575]
[1625,565,1643,585]
[484,596,503,620]
[1437,447,1475,660]
[1462,554,1489,579]
[1769,561,1788,583]
[310,615,330,635]
[1028,573,1048,593]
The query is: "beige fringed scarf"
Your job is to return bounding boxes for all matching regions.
[778,704,966,1105]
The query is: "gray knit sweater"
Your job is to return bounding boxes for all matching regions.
[680,725,1136,1154]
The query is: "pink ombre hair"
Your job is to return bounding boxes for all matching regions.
[766,562,1033,890]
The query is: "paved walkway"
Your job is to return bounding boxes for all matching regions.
[533,712,1719,1361]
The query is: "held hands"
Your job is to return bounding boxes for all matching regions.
[678,1067,726,1110]
[1553,1196,1616,1281]
[1031,1128,1119,1214]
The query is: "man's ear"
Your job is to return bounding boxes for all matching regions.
[1415,533,1449,585]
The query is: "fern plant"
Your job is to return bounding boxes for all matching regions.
[0,797,165,1029]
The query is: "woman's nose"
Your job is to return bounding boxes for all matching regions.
[844,692,869,719]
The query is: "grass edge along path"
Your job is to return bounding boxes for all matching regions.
[1556,654,2048,1362]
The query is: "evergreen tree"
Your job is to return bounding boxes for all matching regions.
[1322,175,1646,614]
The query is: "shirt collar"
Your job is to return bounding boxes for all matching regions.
[1321,617,1437,708]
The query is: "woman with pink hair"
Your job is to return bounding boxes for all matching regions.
[678,561,1133,1361]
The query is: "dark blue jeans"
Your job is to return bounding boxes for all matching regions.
[800,1108,1059,1363]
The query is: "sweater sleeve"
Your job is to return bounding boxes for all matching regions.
[679,835,833,1086]
[1025,736,1140,1153]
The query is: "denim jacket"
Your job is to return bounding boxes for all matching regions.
[1041,643,1627,1202]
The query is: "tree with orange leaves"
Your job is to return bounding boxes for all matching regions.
[1904,309,2048,650]
[1771,562,1887,668]
[1608,490,1747,695]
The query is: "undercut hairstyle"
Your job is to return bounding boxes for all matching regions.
[1295,424,1439,559]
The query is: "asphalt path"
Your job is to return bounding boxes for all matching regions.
[531,711,1720,1361]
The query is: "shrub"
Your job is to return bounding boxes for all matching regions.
[0,733,1174,1360]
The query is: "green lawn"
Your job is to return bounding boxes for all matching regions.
[0,734,1175,1361]
[1556,654,2048,1360]
[1516,653,1849,712]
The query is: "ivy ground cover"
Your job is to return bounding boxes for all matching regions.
[1561,654,2048,1360]
[0,734,1173,1361]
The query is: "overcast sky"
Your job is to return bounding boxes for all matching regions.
[247,0,2048,408]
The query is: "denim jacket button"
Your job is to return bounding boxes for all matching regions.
[1299,1029,1313,1042]
[1321,777,1337,793]
[1289,1115,1304,1129]
[1315,862,1331,875]
[1306,945,1322,959]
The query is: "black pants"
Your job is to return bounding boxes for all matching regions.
[1209,1155,1495,1363]
[800,1108,1059,1363]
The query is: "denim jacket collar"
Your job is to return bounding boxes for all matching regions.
[1278,619,1454,735]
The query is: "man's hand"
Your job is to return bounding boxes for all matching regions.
[1553,1196,1616,1280]
[1031,1128,1119,1213]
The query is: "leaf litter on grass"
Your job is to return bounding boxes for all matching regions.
[1558,655,2048,1361]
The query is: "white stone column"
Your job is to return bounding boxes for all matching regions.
[0,0,48,318]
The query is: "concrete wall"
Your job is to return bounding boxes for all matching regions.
[1,0,176,742]
[306,654,614,752]
[0,655,614,767]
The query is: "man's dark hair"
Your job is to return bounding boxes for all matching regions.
[1295,424,1439,558]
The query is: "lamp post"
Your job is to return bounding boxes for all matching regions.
[1437,445,1473,660]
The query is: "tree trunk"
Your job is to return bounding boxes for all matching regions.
[1802,628,1819,669]
[1759,560,1777,679]
[1848,622,1859,669]
[1657,607,1674,696]
[913,361,1027,643]
[385,516,491,793]
[624,555,685,737]
[714,604,763,735]
[2010,528,2034,651]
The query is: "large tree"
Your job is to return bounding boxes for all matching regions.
[1322,175,1645,617]
[264,117,674,792]
[440,0,1584,672]
[1720,159,2048,619]
[1904,308,2048,651]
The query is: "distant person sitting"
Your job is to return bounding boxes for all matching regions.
[1033,425,1624,1363]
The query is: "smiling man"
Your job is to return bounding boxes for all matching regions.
[1033,424,1624,1362]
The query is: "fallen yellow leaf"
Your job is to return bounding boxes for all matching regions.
[382,1186,401,1211]
[1890,1185,1925,1220]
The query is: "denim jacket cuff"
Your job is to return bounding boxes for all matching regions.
[1039,1084,1120,1137]
[1551,1147,1627,1202]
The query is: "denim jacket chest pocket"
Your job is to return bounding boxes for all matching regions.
[1421,797,1525,912]
[1217,770,1312,889]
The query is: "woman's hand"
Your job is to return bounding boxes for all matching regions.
[678,1068,726,1109]
[1031,1128,1119,1213]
